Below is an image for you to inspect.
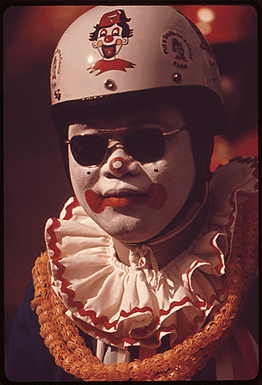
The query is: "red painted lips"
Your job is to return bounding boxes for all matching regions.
[85,183,167,214]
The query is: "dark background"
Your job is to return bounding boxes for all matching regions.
[4,5,258,363]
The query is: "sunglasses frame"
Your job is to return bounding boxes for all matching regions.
[65,126,187,166]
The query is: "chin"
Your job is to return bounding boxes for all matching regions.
[108,228,157,244]
[96,213,144,242]
[93,211,165,244]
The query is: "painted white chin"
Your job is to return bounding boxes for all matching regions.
[80,203,172,244]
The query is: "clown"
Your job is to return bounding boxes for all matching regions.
[88,9,135,75]
[6,6,258,382]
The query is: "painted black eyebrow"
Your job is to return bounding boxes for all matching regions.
[126,110,164,127]
[68,107,168,132]
[113,107,172,132]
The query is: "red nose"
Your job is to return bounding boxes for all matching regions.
[104,35,113,43]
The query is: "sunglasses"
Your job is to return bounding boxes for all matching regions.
[65,126,186,166]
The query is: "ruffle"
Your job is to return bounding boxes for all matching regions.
[45,156,258,349]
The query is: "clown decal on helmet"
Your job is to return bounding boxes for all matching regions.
[88,9,136,75]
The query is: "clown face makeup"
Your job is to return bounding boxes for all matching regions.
[92,25,128,59]
[68,102,196,244]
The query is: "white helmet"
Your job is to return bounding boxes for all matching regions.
[50,6,226,135]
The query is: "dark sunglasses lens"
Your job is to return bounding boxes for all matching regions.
[124,128,165,162]
[70,135,107,166]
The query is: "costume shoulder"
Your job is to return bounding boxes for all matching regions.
[5,279,93,382]
[210,156,257,200]
[208,156,258,252]
[221,157,258,255]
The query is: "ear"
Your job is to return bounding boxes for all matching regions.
[92,41,98,49]
[122,37,129,45]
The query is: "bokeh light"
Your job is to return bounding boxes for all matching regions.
[197,8,215,23]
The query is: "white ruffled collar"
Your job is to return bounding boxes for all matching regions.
[45,157,257,349]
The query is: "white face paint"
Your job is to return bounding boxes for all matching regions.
[68,102,196,244]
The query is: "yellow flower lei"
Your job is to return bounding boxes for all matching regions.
[31,195,257,381]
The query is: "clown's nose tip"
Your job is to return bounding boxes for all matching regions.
[110,157,126,172]
[105,35,113,43]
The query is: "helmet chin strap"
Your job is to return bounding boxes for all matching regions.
[123,180,209,269]
[136,177,209,249]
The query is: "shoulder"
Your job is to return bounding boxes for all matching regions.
[210,156,258,198]
[5,280,83,382]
